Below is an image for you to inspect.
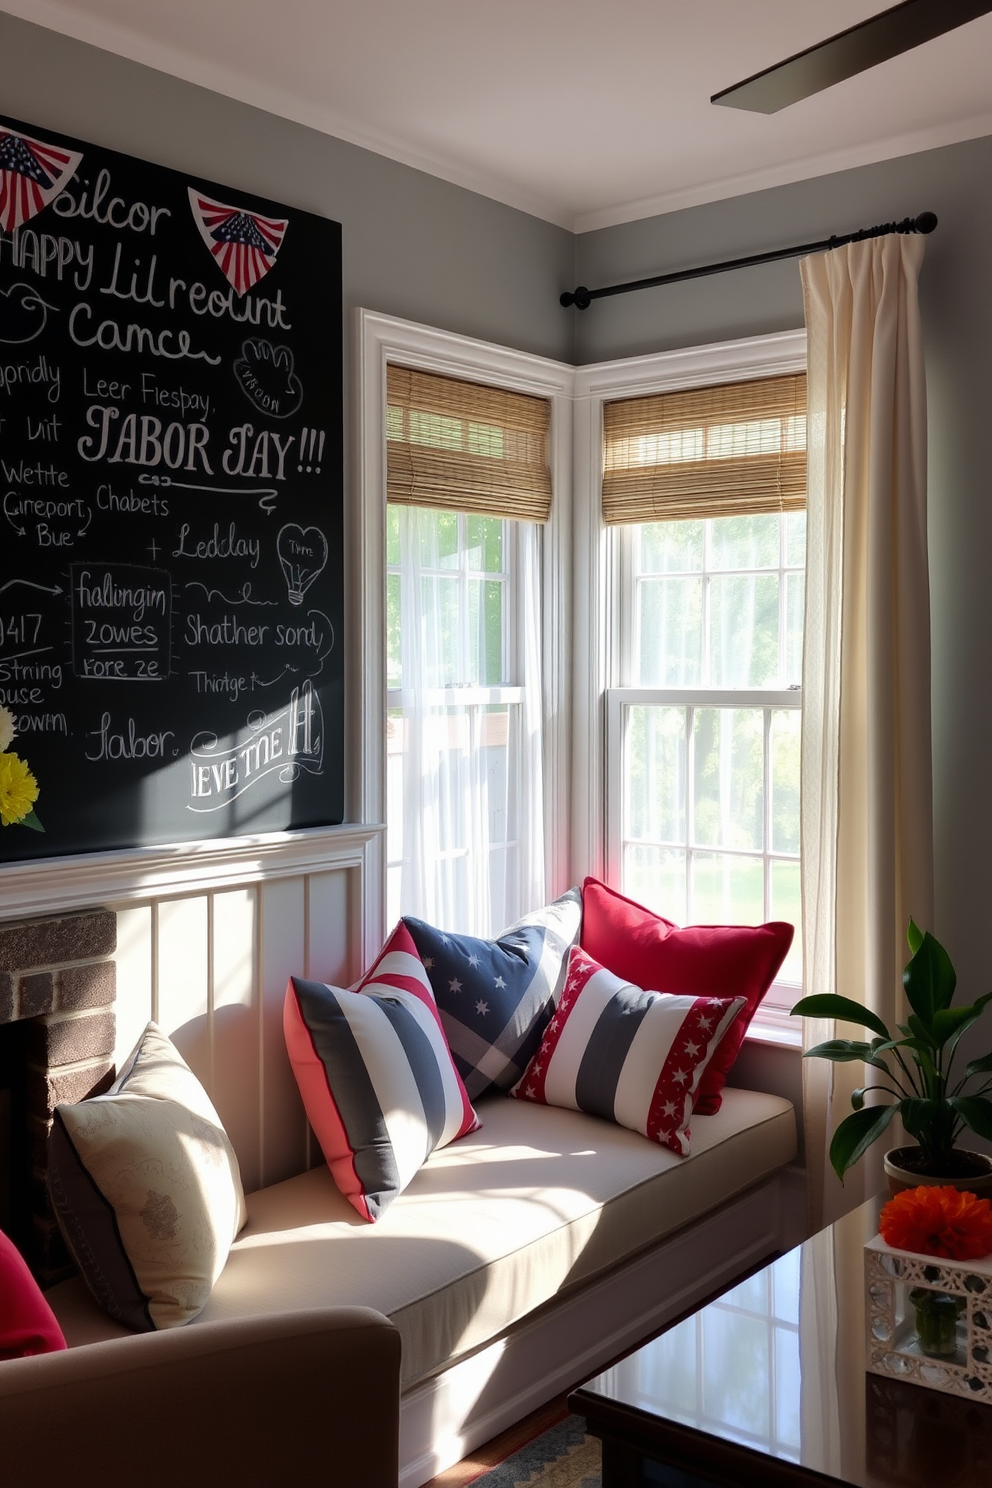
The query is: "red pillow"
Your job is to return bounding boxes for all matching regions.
[0,1227,66,1360]
[580,878,793,1114]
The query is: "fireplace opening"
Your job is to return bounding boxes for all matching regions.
[0,909,117,1282]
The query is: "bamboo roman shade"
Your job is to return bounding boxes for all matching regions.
[602,372,806,525]
[387,364,552,522]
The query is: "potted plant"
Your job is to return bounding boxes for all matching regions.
[792,921,992,1188]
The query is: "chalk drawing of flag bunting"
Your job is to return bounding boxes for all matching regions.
[188,188,288,297]
[0,128,82,233]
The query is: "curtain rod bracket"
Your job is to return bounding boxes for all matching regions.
[559,211,937,310]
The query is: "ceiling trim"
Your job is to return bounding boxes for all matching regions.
[0,0,575,228]
[4,0,992,237]
[575,107,992,233]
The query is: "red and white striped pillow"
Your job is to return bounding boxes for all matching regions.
[511,947,745,1155]
[284,922,480,1221]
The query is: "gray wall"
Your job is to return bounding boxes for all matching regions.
[576,134,992,1034]
[0,13,575,367]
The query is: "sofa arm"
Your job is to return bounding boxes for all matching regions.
[0,1306,401,1487]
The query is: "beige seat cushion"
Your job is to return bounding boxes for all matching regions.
[51,1087,795,1386]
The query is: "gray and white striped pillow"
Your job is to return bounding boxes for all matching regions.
[284,920,480,1221]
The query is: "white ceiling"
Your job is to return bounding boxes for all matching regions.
[4,0,992,231]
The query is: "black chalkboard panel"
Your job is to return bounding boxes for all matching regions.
[0,113,343,860]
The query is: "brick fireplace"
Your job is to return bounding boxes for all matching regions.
[0,909,116,1283]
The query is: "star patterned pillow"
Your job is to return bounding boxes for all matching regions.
[511,946,746,1156]
[403,889,582,1100]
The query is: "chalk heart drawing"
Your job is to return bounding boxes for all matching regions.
[277,523,328,606]
[0,282,57,344]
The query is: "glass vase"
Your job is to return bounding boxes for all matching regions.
[909,1287,964,1357]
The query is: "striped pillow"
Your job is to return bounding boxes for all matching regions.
[512,947,745,1156]
[284,922,480,1222]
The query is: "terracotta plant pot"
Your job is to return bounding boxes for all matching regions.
[883,1145,992,1197]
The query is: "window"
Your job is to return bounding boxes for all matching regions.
[601,364,807,1035]
[385,503,544,935]
[362,315,799,1026]
[382,357,557,938]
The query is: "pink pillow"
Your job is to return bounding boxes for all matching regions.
[580,878,794,1114]
[0,1227,66,1360]
[512,947,745,1155]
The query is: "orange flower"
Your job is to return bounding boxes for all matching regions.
[880,1185,992,1260]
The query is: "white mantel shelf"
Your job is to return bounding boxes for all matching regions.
[0,822,385,917]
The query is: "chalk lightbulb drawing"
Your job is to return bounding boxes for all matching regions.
[277,524,328,606]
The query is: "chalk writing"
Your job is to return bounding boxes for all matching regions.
[187,681,322,812]
[51,168,171,236]
[0,108,342,861]
[71,563,171,681]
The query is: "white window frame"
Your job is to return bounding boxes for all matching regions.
[384,506,535,933]
[356,309,573,941]
[572,330,807,1045]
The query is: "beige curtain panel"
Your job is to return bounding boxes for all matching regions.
[800,234,934,1231]
[386,364,552,523]
[602,372,806,525]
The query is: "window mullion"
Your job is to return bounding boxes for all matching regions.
[778,512,787,686]
[685,703,694,924]
[763,705,772,923]
[458,511,470,686]
[503,519,512,687]
[701,521,711,688]
[620,525,635,687]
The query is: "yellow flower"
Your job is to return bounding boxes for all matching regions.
[0,751,39,826]
[0,706,14,752]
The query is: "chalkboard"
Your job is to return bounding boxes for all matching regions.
[0,113,343,861]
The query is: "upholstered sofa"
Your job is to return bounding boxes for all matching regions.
[0,1084,797,1488]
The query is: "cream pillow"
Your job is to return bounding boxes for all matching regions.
[48,1022,247,1330]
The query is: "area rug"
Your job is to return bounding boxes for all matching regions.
[424,1403,601,1488]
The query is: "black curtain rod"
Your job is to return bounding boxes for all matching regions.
[560,211,937,310]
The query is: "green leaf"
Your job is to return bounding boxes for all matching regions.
[947,1096,992,1142]
[804,1040,879,1063]
[829,1103,899,1181]
[903,929,956,1021]
[907,1014,939,1057]
[790,994,891,1041]
[872,1037,931,1057]
[965,1053,992,1080]
[931,1006,985,1047]
[943,994,992,1076]
[907,918,925,956]
[804,1041,896,1078]
[899,1098,944,1145]
[852,1088,867,1111]
[15,807,44,831]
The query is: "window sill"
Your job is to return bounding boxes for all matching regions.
[745,1015,802,1050]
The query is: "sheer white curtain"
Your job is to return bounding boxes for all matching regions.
[388,507,545,936]
[800,234,934,1229]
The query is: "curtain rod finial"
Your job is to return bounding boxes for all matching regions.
[915,212,938,235]
[560,286,591,310]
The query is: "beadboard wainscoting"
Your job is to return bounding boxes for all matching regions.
[0,823,385,1195]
